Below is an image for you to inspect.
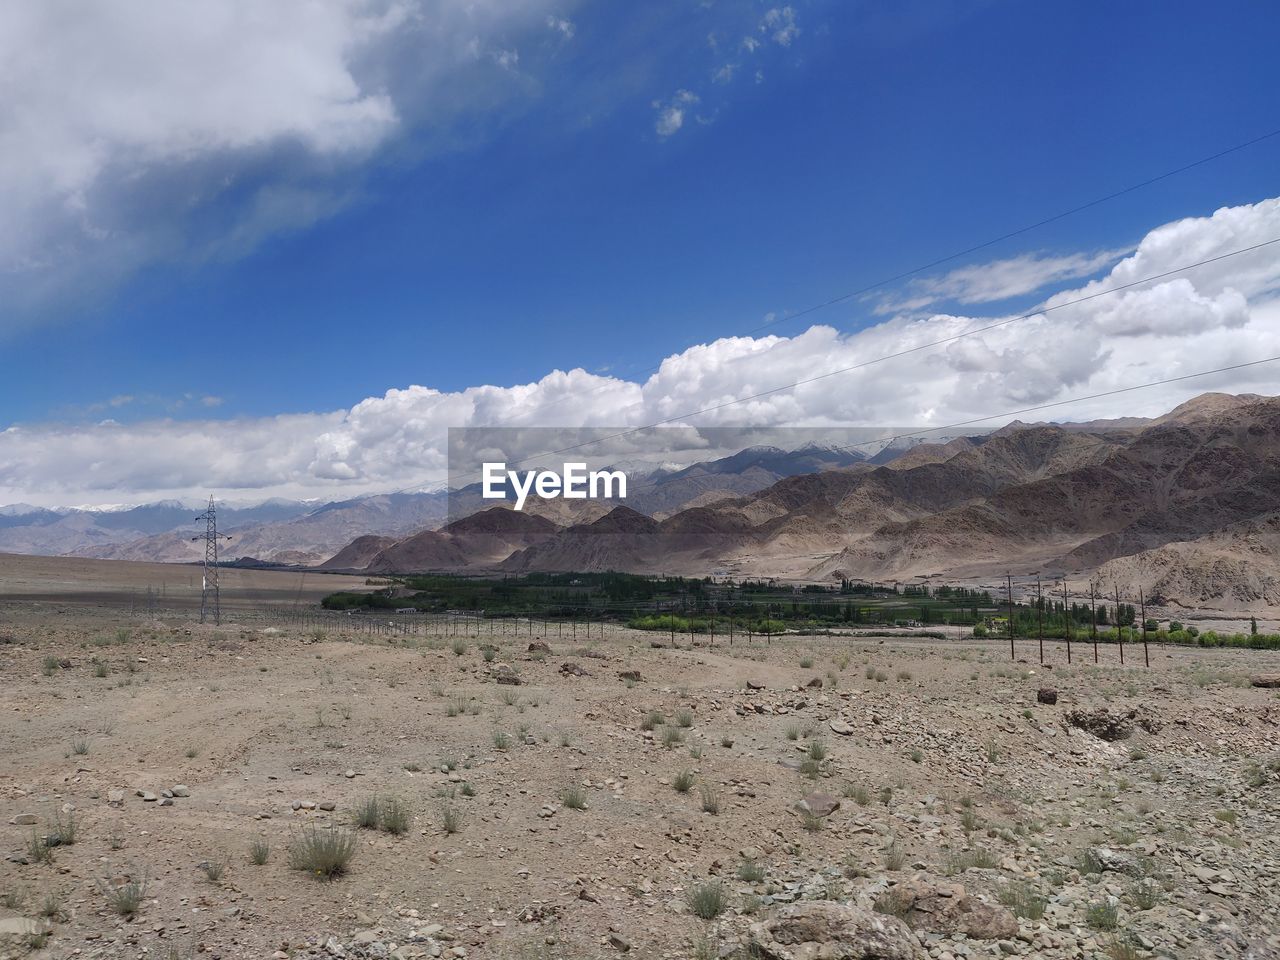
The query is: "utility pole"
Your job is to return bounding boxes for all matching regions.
[1089,581,1098,663]
[1036,575,1044,665]
[1114,581,1125,665]
[1006,573,1015,660]
[1061,580,1072,664]
[193,496,232,625]
[1139,586,1150,667]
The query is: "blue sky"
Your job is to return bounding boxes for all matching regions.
[2,0,1279,505]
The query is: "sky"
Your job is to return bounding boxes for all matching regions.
[2,0,1279,507]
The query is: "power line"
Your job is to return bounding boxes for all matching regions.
[438,236,1279,482]
[504,125,1280,418]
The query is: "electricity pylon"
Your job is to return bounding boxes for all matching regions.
[193,496,232,624]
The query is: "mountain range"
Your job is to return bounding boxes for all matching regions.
[318,393,1280,611]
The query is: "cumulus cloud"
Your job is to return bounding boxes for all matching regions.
[3,197,1279,507]
[0,0,571,330]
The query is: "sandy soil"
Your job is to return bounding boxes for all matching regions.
[1,573,1278,960]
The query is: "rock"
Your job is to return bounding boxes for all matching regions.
[806,677,824,689]
[138,790,158,802]
[608,933,632,952]
[889,878,1018,940]
[795,792,841,818]
[617,670,642,683]
[0,918,43,940]
[9,814,38,825]
[1252,674,1280,688]
[528,641,552,654]
[829,718,855,736]
[172,784,190,797]
[344,769,356,779]
[319,801,337,811]
[746,680,766,690]
[1036,687,1058,705]
[1064,707,1134,741]
[493,663,523,686]
[1089,846,1143,876]
[107,790,125,805]
[559,661,589,677]
[748,901,921,960]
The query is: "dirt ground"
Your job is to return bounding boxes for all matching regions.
[1,584,1279,959]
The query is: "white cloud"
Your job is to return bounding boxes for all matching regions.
[0,0,571,330]
[879,248,1131,313]
[761,7,800,47]
[653,90,699,137]
[546,16,575,40]
[3,197,1279,507]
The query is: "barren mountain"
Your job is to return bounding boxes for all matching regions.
[813,394,1280,586]
[361,508,559,574]
[1093,512,1280,611]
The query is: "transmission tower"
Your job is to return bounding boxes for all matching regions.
[193,496,232,624]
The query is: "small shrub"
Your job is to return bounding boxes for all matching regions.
[1214,808,1238,825]
[801,812,824,832]
[440,803,463,834]
[737,859,766,882]
[699,783,720,815]
[998,881,1046,920]
[353,796,381,830]
[807,739,828,762]
[844,783,871,806]
[1129,879,1161,910]
[199,859,225,883]
[103,876,147,915]
[451,638,468,656]
[560,784,588,810]
[686,879,727,919]
[71,738,89,756]
[493,730,512,751]
[379,797,410,835]
[662,725,684,749]
[673,770,696,793]
[248,839,270,865]
[884,840,906,871]
[641,710,664,731]
[288,825,357,879]
[799,656,814,669]
[785,724,802,741]
[39,893,62,919]
[481,646,497,663]
[26,830,53,864]
[896,670,912,681]
[908,748,923,764]
[799,758,821,779]
[675,709,694,728]
[1086,900,1120,931]
[943,848,998,875]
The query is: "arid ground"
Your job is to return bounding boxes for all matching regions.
[1,562,1279,960]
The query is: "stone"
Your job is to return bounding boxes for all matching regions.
[0,918,43,940]
[1036,687,1058,705]
[748,901,920,960]
[107,790,125,805]
[138,790,158,802]
[888,878,1018,940]
[1064,707,1134,741]
[528,641,552,654]
[795,792,841,818]
[172,784,190,797]
[559,661,590,677]
[829,718,855,736]
[746,680,766,690]
[1252,674,1280,688]
[806,677,824,689]
[617,670,642,683]
[9,814,38,825]
[608,933,632,952]
[493,663,523,686]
